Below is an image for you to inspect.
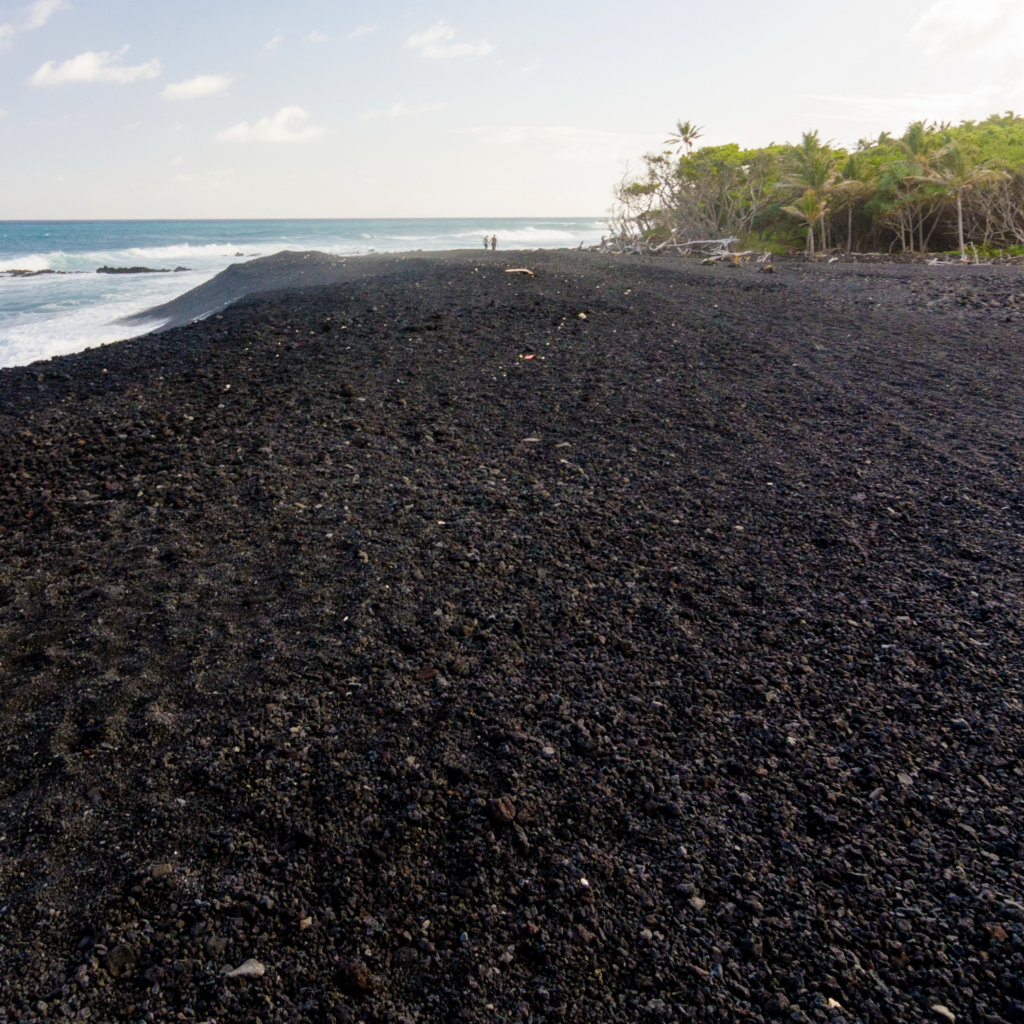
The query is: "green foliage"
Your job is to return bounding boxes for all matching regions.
[613,113,1024,255]
[973,243,1024,257]
[944,112,1024,166]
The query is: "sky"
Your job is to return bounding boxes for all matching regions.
[0,0,1022,219]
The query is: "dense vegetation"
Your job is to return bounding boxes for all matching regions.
[612,113,1024,258]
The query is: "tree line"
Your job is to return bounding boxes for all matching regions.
[611,113,1024,259]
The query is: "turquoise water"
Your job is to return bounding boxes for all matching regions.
[0,218,605,368]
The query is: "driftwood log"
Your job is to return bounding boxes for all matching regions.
[592,234,778,263]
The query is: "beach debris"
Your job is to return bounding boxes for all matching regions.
[223,959,266,979]
[505,268,535,276]
[593,234,785,265]
[701,252,758,265]
[578,312,588,319]
[523,437,541,443]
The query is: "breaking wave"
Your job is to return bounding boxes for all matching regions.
[0,218,606,367]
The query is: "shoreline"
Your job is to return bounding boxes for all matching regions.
[1,250,1023,1022]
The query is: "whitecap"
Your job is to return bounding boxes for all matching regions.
[0,254,53,273]
[0,269,214,369]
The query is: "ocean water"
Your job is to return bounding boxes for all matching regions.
[0,218,606,369]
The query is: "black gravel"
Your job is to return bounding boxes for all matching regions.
[1,249,1024,1024]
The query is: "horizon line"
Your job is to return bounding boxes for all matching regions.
[0,216,608,224]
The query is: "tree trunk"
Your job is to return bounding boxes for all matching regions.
[807,221,815,257]
[923,207,943,251]
[847,204,854,252]
[957,191,966,261]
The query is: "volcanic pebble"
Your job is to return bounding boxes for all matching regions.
[0,250,1023,1024]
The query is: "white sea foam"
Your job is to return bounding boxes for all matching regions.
[0,270,213,369]
[0,254,54,273]
[453,226,579,241]
[0,218,606,367]
[102,243,247,261]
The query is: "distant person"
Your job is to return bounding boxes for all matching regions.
[483,236,489,250]
[491,235,497,251]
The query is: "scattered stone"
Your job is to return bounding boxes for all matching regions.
[487,797,516,824]
[339,960,375,993]
[223,959,265,979]
[104,944,135,977]
[0,250,1021,1024]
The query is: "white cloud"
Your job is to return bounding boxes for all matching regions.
[810,1,1024,130]
[0,0,66,52]
[346,25,376,40]
[30,49,161,87]
[361,101,450,119]
[161,74,232,101]
[216,106,326,144]
[308,30,328,43]
[910,0,1024,60]
[260,33,283,55]
[406,22,493,60]
[25,0,66,29]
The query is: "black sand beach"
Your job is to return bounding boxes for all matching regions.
[2,249,1024,1024]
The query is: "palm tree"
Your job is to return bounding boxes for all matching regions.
[781,132,840,250]
[664,119,704,156]
[897,121,941,171]
[783,189,830,257]
[913,144,1008,260]
[890,122,944,252]
[834,152,874,252]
